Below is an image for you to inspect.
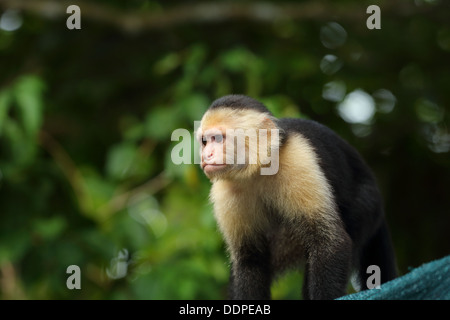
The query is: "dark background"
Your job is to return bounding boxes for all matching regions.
[0,0,449,299]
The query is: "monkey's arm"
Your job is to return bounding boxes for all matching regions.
[302,223,353,299]
[229,240,272,300]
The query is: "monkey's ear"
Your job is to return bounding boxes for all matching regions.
[261,116,278,129]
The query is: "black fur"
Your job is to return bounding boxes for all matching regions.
[282,118,397,287]
[209,94,273,115]
[208,95,397,299]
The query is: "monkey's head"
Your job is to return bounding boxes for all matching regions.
[197,95,282,181]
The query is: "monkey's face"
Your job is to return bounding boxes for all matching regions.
[199,126,228,176]
[197,108,280,180]
[197,125,245,180]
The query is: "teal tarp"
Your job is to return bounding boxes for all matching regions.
[339,255,450,300]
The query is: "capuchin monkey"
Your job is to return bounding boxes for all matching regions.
[196,94,397,300]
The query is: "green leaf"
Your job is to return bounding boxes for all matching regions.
[13,75,45,136]
[177,93,208,122]
[33,216,67,241]
[0,231,30,265]
[106,143,137,181]
[221,47,252,72]
[145,106,179,140]
[0,89,11,135]
[80,168,116,217]
[183,44,207,76]
[3,119,36,167]
[415,99,444,123]
[106,142,153,182]
[154,52,180,75]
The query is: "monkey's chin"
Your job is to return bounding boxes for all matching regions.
[203,164,227,175]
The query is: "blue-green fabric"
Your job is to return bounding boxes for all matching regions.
[339,255,450,300]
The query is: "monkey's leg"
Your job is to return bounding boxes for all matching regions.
[358,219,397,287]
[303,227,352,300]
[229,241,272,300]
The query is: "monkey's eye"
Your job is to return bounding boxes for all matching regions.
[214,134,223,143]
[202,136,207,146]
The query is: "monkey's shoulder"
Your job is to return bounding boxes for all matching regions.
[277,117,373,183]
[278,118,340,143]
[278,118,359,156]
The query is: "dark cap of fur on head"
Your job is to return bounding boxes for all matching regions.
[209,94,272,115]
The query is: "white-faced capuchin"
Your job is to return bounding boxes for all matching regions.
[196,94,397,300]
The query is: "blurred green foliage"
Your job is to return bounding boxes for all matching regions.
[0,0,449,299]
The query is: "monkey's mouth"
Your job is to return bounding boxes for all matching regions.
[203,163,227,174]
